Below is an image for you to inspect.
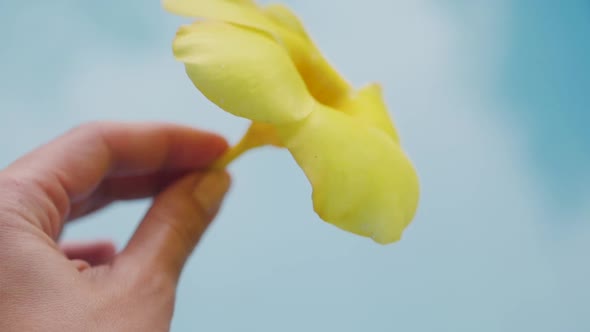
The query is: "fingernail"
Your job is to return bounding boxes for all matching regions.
[193,171,231,217]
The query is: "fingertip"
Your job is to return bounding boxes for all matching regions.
[164,128,230,170]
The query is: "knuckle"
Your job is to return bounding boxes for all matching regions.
[0,174,53,236]
[0,171,66,239]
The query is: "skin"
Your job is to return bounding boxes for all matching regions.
[0,121,231,331]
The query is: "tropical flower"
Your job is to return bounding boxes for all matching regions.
[163,0,420,244]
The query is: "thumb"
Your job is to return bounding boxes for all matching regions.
[116,170,230,283]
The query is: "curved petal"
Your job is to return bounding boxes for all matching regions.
[163,0,278,33]
[262,4,311,42]
[173,21,314,123]
[277,104,420,244]
[164,0,309,41]
[339,83,400,142]
[257,5,353,107]
[165,0,310,41]
[163,0,351,107]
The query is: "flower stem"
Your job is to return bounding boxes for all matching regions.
[212,136,255,169]
[211,122,283,169]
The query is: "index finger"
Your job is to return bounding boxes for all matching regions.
[1,121,228,238]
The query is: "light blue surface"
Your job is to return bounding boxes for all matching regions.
[1,1,589,331]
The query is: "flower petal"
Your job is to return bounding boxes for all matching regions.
[163,0,277,33]
[277,104,420,244]
[262,4,311,42]
[173,21,314,123]
[163,0,351,107]
[339,83,400,142]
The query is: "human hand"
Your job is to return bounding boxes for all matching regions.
[0,122,231,331]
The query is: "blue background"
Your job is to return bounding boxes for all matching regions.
[1,1,589,331]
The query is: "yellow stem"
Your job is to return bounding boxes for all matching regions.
[211,122,283,169]
[212,135,257,169]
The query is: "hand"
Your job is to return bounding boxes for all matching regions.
[0,122,231,331]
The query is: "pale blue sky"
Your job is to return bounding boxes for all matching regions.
[1,1,589,331]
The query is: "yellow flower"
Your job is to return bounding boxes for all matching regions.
[164,0,420,244]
